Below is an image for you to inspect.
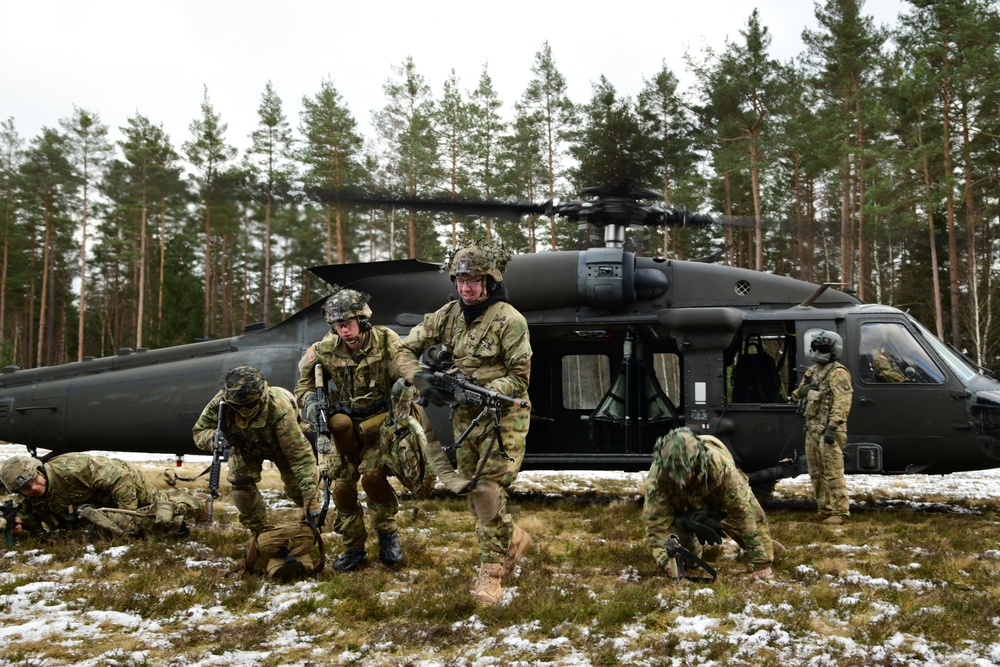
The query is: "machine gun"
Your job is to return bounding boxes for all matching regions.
[417,345,530,488]
[665,534,717,583]
[207,399,231,523]
[310,364,332,530]
[2,499,21,546]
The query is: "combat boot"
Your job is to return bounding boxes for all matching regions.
[474,562,503,606]
[333,547,368,571]
[378,530,404,567]
[500,526,532,581]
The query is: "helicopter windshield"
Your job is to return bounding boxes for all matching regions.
[908,317,979,384]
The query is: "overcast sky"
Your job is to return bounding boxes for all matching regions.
[3,0,907,156]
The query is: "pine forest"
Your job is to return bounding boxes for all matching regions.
[2,0,999,372]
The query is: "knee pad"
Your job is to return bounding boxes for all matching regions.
[330,413,359,459]
[230,486,257,514]
[362,471,395,505]
[469,479,501,523]
[333,479,360,514]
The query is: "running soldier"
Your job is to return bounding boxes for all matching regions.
[790,330,854,524]
[1,453,203,539]
[644,427,779,580]
[192,365,320,533]
[394,240,532,606]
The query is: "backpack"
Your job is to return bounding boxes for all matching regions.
[235,521,325,581]
[381,411,428,494]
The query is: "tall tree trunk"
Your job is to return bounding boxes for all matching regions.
[136,190,148,348]
[157,198,166,342]
[77,168,89,361]
[36,203,52,368]
[940,53,960,347]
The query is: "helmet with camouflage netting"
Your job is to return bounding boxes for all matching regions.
[322,286,373,329]
[224,365,267,407]
[445,237,512,284]
[655,427,707,486]
[1,455,43,493]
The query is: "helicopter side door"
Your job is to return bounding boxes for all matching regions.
[846,315,974,474]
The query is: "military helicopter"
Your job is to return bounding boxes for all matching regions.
[2,184,1000,496]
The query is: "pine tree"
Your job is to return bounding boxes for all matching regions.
[183,86,237,338]
[437,69,475,246]
[467,64,507,240]
[0,118,24,365]
[246,81,296,327]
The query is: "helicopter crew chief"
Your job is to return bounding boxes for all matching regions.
[791,330,854,525]
[0,453,204,539]
[644,427,779,580]
[393,240,532,606]
[294,287,421,571]
[192,365,320,533]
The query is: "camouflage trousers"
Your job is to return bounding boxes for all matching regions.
[805,423,850,517]
[228,449,306,532]
[328,441,398,550]
[453,405,528,563]
[80,490,204,539]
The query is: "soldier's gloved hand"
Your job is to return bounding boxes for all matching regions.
[797,383,817,397]
[823,424,838,444]
[315,434,333,456]
[453,389,476,407]
[675,509,726,545]
[301,393,319,425]
[303,493,322,519]
[413,372,451,406]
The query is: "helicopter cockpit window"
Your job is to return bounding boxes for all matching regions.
[562,355,612,410]
[858,322,945,385]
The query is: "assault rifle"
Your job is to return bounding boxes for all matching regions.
[417,344,530,488]
[665,534,717,583]
[207,399,231,523]
[310,364,332,530]
[2,499,21,546]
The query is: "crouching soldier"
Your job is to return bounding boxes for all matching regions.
[193,365,321,533]
[0,453,204,539]
[643,427,781,580]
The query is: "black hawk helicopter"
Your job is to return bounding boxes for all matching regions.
[2,185,1000,495]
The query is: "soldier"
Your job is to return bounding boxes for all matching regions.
[0,453,203,539]
[192,365,320,533]
[643,427,779,580]
[294,286,421,571]
[872,347,907,383]
[394,240,533,606]
[790,330,853,524]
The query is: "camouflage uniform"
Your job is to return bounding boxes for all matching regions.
[193,385,319,532]
[294,325,405,553]
[872,348,907,383]
[4,453,202,538]
[643,428,776,574]
[395,297,531,563]
[792,360,853,518]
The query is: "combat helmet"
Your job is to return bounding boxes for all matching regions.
[655,428,707,487]
[322,286,372,330]
[446,239,511,284]
[1,455,43,493]
[224,366,267,408]
[808,330,843,364]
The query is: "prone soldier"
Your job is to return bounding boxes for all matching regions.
[0,453,203,539]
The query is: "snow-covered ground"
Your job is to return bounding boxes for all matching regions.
[2,443,1000,666]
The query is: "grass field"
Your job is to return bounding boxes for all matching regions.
[2,456,999,666]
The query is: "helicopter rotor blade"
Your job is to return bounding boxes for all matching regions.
[309,188,551,222]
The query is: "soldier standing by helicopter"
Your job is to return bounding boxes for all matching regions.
[791,331,854,524]
[394,240,533,606]
[192,365,321,533]
[294,287,419,571]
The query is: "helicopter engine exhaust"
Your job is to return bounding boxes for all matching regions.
[504,248,668,312]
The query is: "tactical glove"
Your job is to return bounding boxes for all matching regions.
[823,424,838,444]
[413,372,451,406]
[797,383,817,397]
[301,393,319,425]
[674,509,727,545]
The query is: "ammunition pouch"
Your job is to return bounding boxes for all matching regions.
[355,410,390,447]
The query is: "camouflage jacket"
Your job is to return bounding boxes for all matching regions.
[644,436,770,568]
[792,361,853,428]
[18,453,160,531]
[294,325,401,417]
[394,299,531,400]
[192,386,318,499]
